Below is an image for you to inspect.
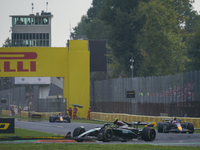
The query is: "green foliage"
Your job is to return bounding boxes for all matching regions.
[71,0,110,40]
[70,16,89,40]
[71,0,200,78]
[100,0,146,78]
[137,0,189,76]
[187,20,200,71]
[2,37,11,47]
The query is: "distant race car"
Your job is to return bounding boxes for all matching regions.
[157,117,194,133]
[71,119,156,142]
[49,114,71,123]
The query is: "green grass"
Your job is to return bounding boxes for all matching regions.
[0,126,199,149]
[0,143,200,150]
[0,128,62,137]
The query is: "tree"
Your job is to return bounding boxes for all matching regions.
[70,0,110,40]
[100,0,148,78]
[2,37,12,47]
[187,21,200,71]
[70,16,89,40]
[137,0,189,76]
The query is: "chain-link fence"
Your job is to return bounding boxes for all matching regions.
[1,70,200,117]
[0,86,66,114]
[31,98,66,113]
[0,87,25,112]
[91,70,200,117]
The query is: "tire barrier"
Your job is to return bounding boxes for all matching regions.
[90,112,200,128]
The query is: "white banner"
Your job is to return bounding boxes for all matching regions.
[14,77,51,85]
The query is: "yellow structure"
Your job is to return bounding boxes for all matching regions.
[90,112,200,128]
[0,40,90,118]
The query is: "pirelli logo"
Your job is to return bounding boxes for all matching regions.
[0,52,37,72]
[0,118,14,133]
[0,123,10,130]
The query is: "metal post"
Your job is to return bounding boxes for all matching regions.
[130,57,135,114]
[130,57,134,78]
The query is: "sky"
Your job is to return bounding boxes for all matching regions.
[0,0,200,47]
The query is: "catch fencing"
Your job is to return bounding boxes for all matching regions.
[90,70,200,117]
[0,86,66,114]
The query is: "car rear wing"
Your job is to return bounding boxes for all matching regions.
[162,118,182,123]
[131,121,157,128]
[162,119,170,122]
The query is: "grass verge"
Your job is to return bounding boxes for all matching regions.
[0,143,200,150]
[0,128,62,137]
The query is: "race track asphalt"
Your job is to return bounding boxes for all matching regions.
[2,119,200,146]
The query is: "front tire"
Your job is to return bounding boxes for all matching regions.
[141,127,156,141]
[157,122,163,133]
[73,127,86,137]
[187,123,194,134]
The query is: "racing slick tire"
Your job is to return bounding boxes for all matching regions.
[141,127,156,141]
[73,127,86,137]
[163,123,169,133]
[51,117,55,122]
[157,122,163,133]
[187,123,194,134]
[49,116,52,122]
[49,116,54,122]
[99,128,113,142]
[73,127,86,142]
[67,118,71,123]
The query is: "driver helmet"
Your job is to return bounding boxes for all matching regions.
[114,118,118,124]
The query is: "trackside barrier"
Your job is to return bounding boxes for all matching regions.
[1,111,67,119]
[90,112,200,128]
[2,110,9,116]
[21,111,29,117]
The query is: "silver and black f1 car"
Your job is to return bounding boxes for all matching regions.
[71,119,156,142]
[157,117,194,133]
[49,114,71,123]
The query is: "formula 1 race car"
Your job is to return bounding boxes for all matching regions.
[157,117,194,133]
[71,119,156,142]
[49,114,71,123]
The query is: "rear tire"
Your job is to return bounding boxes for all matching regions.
[50,116,54,122]
[99,128,113,142]
[141,127,156,141]
[187,123,194,134]
[157,122,163,133]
